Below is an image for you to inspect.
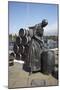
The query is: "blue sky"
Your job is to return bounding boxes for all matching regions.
[8,2,58,36]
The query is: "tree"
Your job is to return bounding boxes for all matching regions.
[12,34,17,41]
[9,34,12,41]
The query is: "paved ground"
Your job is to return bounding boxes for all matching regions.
[8,61,58,89]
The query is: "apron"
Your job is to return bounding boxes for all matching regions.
[28,36,44,72]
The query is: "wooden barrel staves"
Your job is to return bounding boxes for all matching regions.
[41,51,55,75]
[19,28,26,38]
[22,36,28,46]
[16,53,22,60]
[16,53,20,60]
[16,36,22,46]
[28,36,31,42]
[13,43,19,54]
[28,29,34,37]
[19,44,25,54]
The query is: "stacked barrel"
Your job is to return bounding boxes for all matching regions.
[13,28,31,61]
[41,50,55,75]
[51,49,58,79]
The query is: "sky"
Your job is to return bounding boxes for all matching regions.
[8,2,58,36]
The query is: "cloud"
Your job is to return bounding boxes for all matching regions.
[44,22,58,36]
